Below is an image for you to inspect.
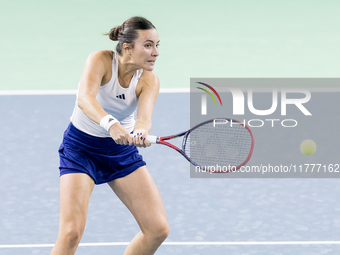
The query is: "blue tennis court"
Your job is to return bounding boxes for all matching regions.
[1,91,340,254]
[1,0,340,254]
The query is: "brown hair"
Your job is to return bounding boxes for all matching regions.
[107,16,156,55]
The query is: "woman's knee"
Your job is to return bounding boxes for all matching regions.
[156,221,170,241]
[144,219,170,242]
[58,224,84,248]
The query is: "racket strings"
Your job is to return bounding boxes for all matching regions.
[184,122,252,169]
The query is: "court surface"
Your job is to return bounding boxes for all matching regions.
[1,92,340,255]
[2,0,340,254]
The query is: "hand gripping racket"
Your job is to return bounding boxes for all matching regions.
[145,118,254,173]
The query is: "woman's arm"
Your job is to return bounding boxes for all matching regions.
[132,70,160,147]
[77,50,112,123]
[77,50,132,144]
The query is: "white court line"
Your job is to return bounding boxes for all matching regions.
[160,88,190,93]
[0,90,78,95]
[1,241,340,248]
[1,87,340,95]
[0,88,189,95]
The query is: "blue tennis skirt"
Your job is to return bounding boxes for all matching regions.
[58,123,146,185]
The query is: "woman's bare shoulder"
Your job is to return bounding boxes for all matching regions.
[140,70,159,85]
[86,50,113,64]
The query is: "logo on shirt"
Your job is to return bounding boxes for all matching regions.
[116,94,125,100]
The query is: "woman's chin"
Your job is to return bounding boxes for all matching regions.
[143,66,154,71]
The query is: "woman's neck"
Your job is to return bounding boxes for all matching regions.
[117,55,139,88]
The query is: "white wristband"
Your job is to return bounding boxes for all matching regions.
[100,115,119,132]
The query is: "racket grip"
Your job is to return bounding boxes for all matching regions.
[130,134,158,144]
[145,135,158,144]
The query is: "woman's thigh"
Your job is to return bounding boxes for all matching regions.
[108,166,168,234]
[59,173,95,231]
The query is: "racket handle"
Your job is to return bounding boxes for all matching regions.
[145,135,158,144]
[130,134,158,144]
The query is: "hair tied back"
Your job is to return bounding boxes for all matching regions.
[107,17,156,55]
[108,25,123,41]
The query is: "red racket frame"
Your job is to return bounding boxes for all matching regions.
[153,118,255,173]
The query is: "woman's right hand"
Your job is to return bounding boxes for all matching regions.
[109,123,133,145]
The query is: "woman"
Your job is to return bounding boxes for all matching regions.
[50,16,169,255]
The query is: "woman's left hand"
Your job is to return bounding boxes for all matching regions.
[132,129,151,148]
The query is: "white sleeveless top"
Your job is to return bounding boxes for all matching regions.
[70,51,143,137]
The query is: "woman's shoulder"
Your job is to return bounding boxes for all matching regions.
[140,70,158,81]
[139,70,159,86]
[86,50,114,63]
[82,50,114,85]
[136,70,160,97]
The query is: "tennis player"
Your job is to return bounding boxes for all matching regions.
[50,16,169,255]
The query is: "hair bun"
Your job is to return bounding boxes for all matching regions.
[108,25,123,41]
[106,17,155,55]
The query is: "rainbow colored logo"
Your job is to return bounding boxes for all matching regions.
[196,82,222,106]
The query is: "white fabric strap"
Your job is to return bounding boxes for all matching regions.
[100,115,119,132]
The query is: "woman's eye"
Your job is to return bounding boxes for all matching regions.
[145,44,151,48]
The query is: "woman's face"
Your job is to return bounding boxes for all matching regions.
[128,29,160,71]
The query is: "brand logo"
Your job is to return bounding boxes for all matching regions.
[116,94,125,100]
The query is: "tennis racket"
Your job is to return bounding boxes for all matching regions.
[145,118,254,173]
